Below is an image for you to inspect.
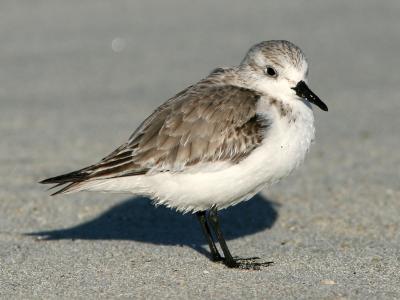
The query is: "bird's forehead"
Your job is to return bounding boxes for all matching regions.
[248,41,307,69]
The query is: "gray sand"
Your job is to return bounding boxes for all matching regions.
[1,1,399,299]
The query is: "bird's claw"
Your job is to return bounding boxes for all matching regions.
[222,257,274,270]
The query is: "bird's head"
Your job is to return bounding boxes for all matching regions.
[239,40,328,111]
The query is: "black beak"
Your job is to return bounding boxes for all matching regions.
[291,80,328,111]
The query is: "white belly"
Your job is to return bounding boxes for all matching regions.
[85,103,315,213]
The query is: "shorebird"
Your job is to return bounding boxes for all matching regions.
[41,40,327,269]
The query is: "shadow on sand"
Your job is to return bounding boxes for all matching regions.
[28,194,278,257]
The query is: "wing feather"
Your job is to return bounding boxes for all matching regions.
[41,70,271,193]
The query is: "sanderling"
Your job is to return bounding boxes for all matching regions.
[41,40,327,269]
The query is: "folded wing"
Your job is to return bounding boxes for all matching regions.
[41,80,270,194]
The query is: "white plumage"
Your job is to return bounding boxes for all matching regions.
[81,96,315,213]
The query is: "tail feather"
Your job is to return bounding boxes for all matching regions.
[40,169,90,195]
[49,182,84,196]
[39,169,88,185]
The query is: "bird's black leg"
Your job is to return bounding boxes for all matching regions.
[196,211,222,261]
[208,207,274,270]
[207,208,238,268]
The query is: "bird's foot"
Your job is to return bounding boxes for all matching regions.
[223,256,274,270]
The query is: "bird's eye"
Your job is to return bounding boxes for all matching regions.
[265,66,277,77]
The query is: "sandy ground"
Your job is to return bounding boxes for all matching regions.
[1,1,400,299]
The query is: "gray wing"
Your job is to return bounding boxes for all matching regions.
[94,84,269,175]
[41,82,270,192]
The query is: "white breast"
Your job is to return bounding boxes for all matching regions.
[143,99,314,212]
[84,100,315,213]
